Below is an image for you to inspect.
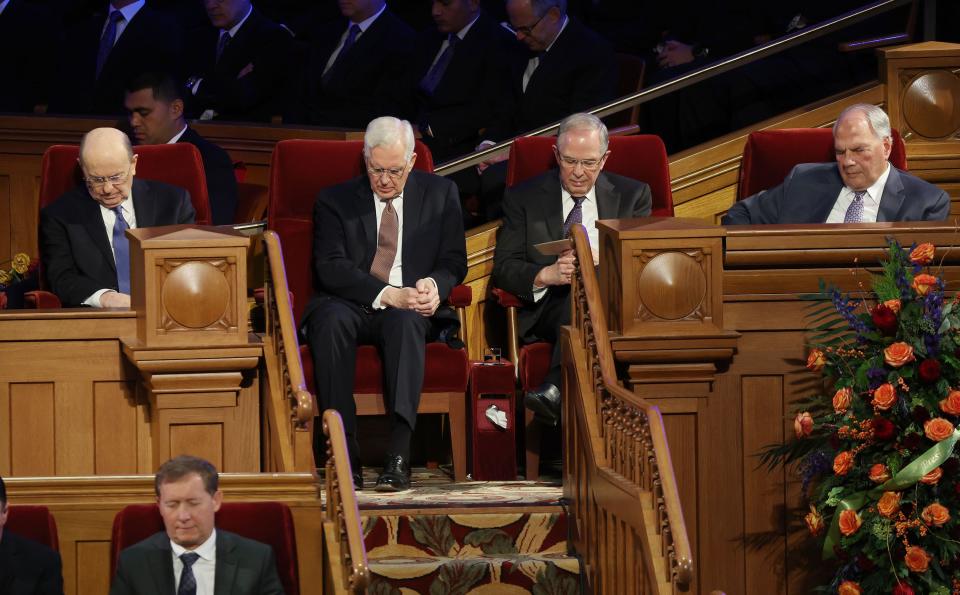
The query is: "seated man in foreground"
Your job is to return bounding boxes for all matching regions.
[491,113,651,426]
[39,127,196,308]
[302,116,467,492]
[110,455,284,595]
[722,104,950,224]
[0,475,64,595]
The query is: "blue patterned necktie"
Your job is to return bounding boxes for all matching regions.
[562,196,587,238]
[844,190,867,223]
[96,11,124,78]
[420,34,459,95]
[323,24,361,85]
[177,552,200,595]
[112,206,130,294]
[216,31,231,62]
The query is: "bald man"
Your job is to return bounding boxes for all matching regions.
[39,128,196,308]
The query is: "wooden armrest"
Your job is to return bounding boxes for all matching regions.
[24,290,61,309]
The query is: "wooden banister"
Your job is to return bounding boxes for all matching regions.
[322,409,369,594]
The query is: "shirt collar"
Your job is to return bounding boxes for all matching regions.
[850,161,891,205]
[374,190,404,203]
[223,4,253,38]
[353,3,386,33]
[543,15,568,54]
[171,528,217,561]
[560,180,596,204]
[0,0,11,17]
[167,124,189,144]
[108,0,145,24]
[99,188,134,216]
[454,13,480,40]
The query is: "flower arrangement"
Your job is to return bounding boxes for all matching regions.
[0,253,31,288]
[763,240,960,595]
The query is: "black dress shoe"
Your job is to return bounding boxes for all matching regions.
[351,470,364,490]
[524,383,561,426]
[374,454,411,492]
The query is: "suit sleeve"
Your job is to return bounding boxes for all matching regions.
[39,208,108,307]
[427,179,467,300]
[177,189,197,224]
[204,151,240,225]
[108,552,135,595]
[924,187,950,221]
[257,548,285,595]
[632,183,653,217]
[721,166,803,225]
[491,188,546,303]
[38,549,64,595]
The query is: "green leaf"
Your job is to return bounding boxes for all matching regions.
[429,560,487,595]
[410,515,456,556]
[463,529,517,555]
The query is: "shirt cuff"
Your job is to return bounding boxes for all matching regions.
[85,289,112,307]
[532,284,548,303]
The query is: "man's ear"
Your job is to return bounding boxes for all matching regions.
[171,99,185,119]
[212,490,223,512]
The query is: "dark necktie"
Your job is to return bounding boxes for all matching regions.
[177,552,200,595]
[562,196,587,238]
[112,206,130,294]
[216,31,231,62]
[420,34,459,95]
[323,24,361,85]
[844,190,867,223]
[370,198,398,283]
[96,11,124,78]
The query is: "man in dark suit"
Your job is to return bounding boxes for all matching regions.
[183,0,296,122]
[49,1,184,116]
[125,72,239,225]
[110,456,284,595]
[723,104,950,225]
[0,476,64,595]
[39,128,196,308]
[302,117,467,492]
[492,113,651,426]
[0,0,57,113]
[298,0,416,128]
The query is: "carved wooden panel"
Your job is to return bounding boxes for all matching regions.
[882,42,960,142]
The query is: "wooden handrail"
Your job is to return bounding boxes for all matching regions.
[322,409,369,593]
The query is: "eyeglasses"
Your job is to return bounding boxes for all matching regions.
[513,12,546,36]
[367,164,408,180]
[83,166,132,188]
[557,154,603,171]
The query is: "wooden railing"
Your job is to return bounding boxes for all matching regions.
[262,231,316,472]
[563,225,693,594]
[321,409,369,594]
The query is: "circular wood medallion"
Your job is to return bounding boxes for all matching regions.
[637,251,706,320]
[903,71,960,139]
[161,261,229,328]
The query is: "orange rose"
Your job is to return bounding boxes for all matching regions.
[807,349,826,372]
[877,491,901,518]
[884,342,915,368]
[833,387,853,413]
[838,581,863,595]
[883,299,902,313]
[838,509,862,536]
[924,418,955,442]
[941,390,960,415]
[905,545,932,573]
[804,506,824,536]
[910,243,935,265]
[872,383,897,410]
[869,463,891,483]
[920,467,943,485]
[913,274,938,297]
[834,451,855,476]
[794,411,814,438]
[921,502,950,527]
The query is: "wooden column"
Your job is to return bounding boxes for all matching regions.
[121,225,261,471]
[880,41,960,142]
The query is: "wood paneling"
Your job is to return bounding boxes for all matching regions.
[10,382,55,475]
[94,381,139,474]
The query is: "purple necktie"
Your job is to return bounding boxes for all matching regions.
[216,31,231,62]
[323,24,361,85]
[112,206,130,294]
[177,552,200,595]
[96,11,124,78]
[844,190,867,223]
[420,34,459,95]
[562,196,586,238]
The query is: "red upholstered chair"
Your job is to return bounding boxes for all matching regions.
[267,139,471,480]
[737,127,908,200]
[498,134,673,478]
[109,502,299,595]
[6,505,60,551]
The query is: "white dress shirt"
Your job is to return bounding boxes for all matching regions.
[825,162,891,223]
[171,529,217,595]
[522,16,568,92]
[427,14,478,70]
[371,191,405,308]
[323,4,386,76]
[532,183,599,302]
[102,0,145,45]
[83,195,138,307]
[218,4,253,48]
[168,124,189,144]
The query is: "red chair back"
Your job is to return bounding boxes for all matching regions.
[737,127,908,200]
[505,135,674,216]
[109,502,299,595]
[39,144,213,225]
[6,505,60,551]
[267,139,434,322]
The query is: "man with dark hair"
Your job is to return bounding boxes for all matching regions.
[0,476,64,595]
[125,73,239,225]
[110,455,284,595]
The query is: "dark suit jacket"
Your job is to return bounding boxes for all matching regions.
[0,0,57,112]
[408,12,524,161]
[50,6,184,116]
[0,531,63,595]
[492,170,651,337]
[298,9,416,128]
[39,178,196,306]
[186,8,297,122]
[302,170,467,332]
[179,127,238,225]
[486,18,617,141]
[722,163,951,225]
[109,530,284,595]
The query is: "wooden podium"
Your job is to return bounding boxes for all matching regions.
[121,225,261,471]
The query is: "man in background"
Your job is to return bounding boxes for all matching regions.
[0,476,64,595]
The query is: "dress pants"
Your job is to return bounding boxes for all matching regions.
[524,285,571,389]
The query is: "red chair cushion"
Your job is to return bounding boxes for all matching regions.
[110,502,299,595]
[737,128,908,200]
[518,342,554,392]
[6,505,59,551]
[505,135,674,217]
[39,144,213,225]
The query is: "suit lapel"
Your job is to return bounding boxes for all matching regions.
[354,178,378,263]
[595,174,620,219]
[78,191,118,274]
[543,175,564,241]
[146,533,176,595]
[213,532,238,595]
[877,167,906,222]
[131,179,155,227]
[401,173,424,279]
[809,173,843,223]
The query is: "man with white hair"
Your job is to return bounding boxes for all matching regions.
[723,104,950,224]
[302,116,467,491]
[492,113,651,428]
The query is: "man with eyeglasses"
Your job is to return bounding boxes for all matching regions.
[39,127,195,308]
[492,113,650,427]
[301,116,467,491]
